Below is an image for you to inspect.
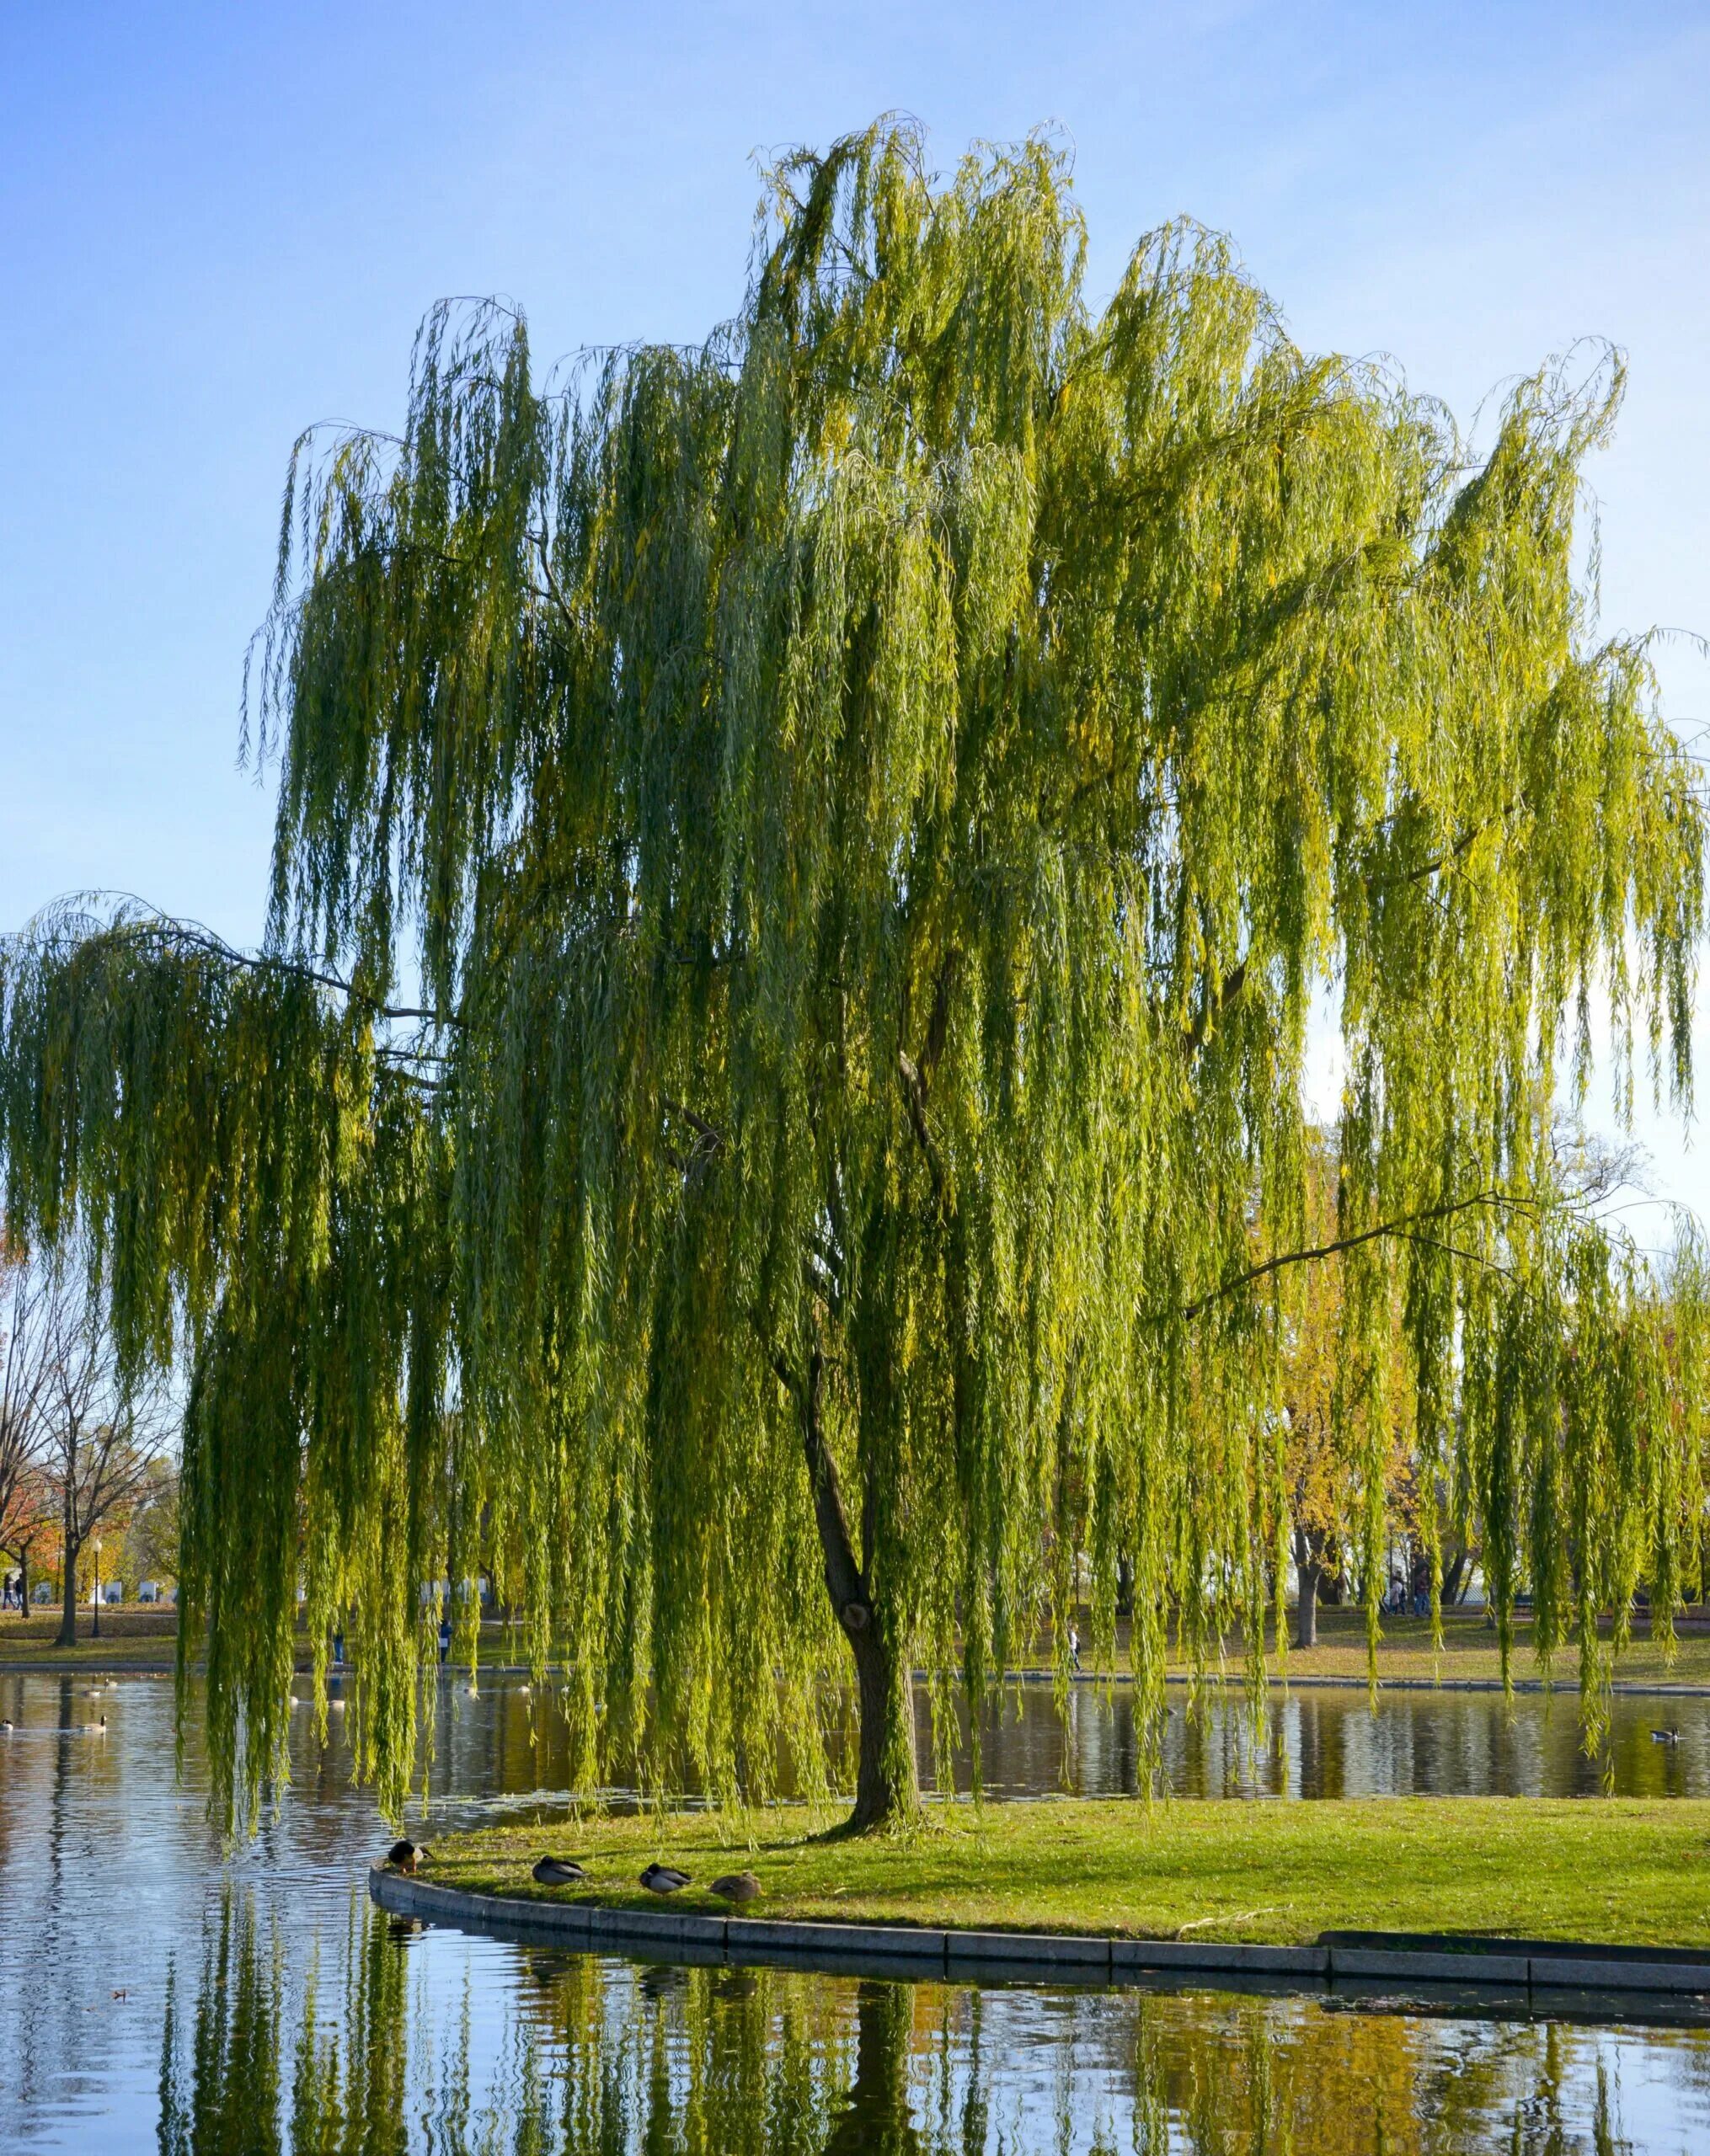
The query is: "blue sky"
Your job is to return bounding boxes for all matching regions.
[2,0,1707,1218]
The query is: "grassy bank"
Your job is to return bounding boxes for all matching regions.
[0,1611,180,1663]
[11,1602,1710,1689]
[1184,1605,1710,1689]
[419,1798,1710,1950]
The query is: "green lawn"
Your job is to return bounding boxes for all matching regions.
[419,1797,1710,1950]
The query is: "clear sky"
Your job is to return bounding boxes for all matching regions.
[2,0,1707,1221]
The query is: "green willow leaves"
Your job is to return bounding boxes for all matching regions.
[1,120,1704,1823]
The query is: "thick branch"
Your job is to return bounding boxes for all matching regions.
[896,1050,947,1204]
[770,1343,869,1631]
[1184,958,1248,1057]
[1394,798,1520,887]
[661,1095,728,1154]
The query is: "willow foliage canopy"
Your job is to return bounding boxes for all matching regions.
[2,123,1705,1827]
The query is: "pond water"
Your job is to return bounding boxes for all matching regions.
[3,1669,1710,2152]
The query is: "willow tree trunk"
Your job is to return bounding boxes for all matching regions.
[792,1346,920,1830]
[823,1982,925,2155]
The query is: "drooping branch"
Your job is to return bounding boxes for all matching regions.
[1181,1188,1523,1319]
[6,906,456,1029]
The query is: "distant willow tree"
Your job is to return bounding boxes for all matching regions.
[1,122,1706,1827]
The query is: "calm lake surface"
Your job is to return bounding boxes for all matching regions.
[4,1670,1710,2152]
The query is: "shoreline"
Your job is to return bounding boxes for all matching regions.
[5,1657,1710,1698]
[409,1797,1710,1962]
[369,1864,1710,2005]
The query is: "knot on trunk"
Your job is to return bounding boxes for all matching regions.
[840,1599,871,1634]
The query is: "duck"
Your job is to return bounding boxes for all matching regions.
[385,1838,420,1873]
[532,1856,588,1887]
[1651,1727,1682,1744]
[640,1862,691,1895]
[709,1870,761,1904]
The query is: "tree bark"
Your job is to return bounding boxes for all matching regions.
[56,1420,80,1646]
[1293,1529,1322,1652]
[57,1534,78,1646]
[781,1342,919,1831]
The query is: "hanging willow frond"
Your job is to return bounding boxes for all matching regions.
[1,120,1704,1827]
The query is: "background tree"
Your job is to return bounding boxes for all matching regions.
[1,122,1705,1825]
[120,1453,181,1594]
[24,1259,175,1644]
[0,1241,56,1611]
[1276,1132,1416,1650]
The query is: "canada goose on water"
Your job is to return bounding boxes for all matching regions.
[0,1720,13,1732]
[77,1716,107,1736]
[532,1856,587,1886]
[385,1839,420,1872]
[709,1871,761,1903]
[1652,1727,1681,1744]
[640,1862,691,1894]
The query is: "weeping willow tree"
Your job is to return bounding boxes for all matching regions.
[1,120,1706,1828]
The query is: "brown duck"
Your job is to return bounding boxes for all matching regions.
[709,1870,761,1903]
[386,1838,420,1873]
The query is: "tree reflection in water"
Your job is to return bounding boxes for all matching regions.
[158,1895,1656,2153]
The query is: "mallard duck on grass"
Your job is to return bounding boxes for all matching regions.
[386,1839,421,1873]
[532,1856,587,1886]
[640,1862,691,1895]
[709,1871,762,1903]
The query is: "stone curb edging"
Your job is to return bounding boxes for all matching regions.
[367,1867,1710,1999]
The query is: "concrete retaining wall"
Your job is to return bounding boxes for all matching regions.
[368,1867,1710,1999]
